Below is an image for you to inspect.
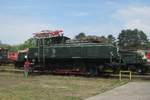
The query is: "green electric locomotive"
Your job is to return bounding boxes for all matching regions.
[27,36,119,75]
[14,31,148,75]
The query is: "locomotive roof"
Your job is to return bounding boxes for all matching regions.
[35,35,70,40]
[44,43,116,47]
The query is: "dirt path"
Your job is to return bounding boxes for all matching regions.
[85,82,150,100]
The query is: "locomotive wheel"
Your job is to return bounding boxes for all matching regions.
[136,66,147,75]
[136,68,142,74]
[127,65,136,72]
[87,67,98,76]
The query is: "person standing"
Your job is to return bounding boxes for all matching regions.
[24,60,31,79]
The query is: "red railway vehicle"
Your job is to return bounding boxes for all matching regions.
[8,52,18,62]
[146,52,150,65]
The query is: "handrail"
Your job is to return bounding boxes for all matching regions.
[119,71,132,80]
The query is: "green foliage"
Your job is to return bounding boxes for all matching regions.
[74,33,116,44]
[75,32,86,40]
[86,35,107,43]
[107,34,116,45]
[0,44,11,50]
[146,42,150,48]
[118,29,148,49]
[0,38,36,52]
[20,38,36,49]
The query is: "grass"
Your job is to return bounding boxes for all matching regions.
[0,65,128,100]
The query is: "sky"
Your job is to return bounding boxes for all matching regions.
[0,0,150,45]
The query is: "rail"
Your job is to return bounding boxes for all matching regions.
[119,71,132,81]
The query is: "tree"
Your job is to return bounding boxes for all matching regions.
[0,38,36,51]
[85,35,108,43]
[17,38,36,50]
[0,40,2,45]
[0,44,11,49]
[107,34,116,45]
[74,33,110,43]
[24,38,35,48]
[100,36,108,43]
[75,32,86,40]
[118,29,148,49]
[146,41,150,48]
[8,38,36,52]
